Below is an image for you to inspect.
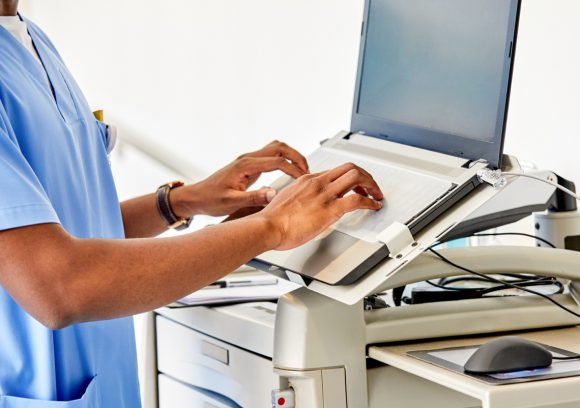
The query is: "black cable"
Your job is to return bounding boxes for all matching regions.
[490,273,555,281]
[426,277,563,297]
[439,276,496,286]
[432,231,557,250]
[434,273,560,289]
[439,274,555,287]
[426,280,467,291]
[476,280,564,297]
[427,277,535,291]
[472,232,556,248]
[426,231,561,295]
[427,248,580,320]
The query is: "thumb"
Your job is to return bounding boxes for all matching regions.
[234,188,277,207]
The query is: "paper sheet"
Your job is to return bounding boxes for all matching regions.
[178,278,300,306]
[307,149,453,242]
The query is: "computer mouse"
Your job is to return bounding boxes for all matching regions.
[464,336,552,374]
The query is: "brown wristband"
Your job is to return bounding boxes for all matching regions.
[156,181,192,231]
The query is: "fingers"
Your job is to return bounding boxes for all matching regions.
[241,156,306,179]
[275,143,309,174]
[243,140,309,174]
[323,163,384,200]
[336,193,383,214]
[354,186,368,197]
[229,188,277,208]
[322,162,373,183]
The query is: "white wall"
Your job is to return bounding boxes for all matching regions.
[20,0,365,196]
[19,0,580,190]
[505,0,580,179]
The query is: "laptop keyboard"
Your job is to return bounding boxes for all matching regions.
[307,148,454,242]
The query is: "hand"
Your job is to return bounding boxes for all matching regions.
[254,163,384,251]
[171,140,309,218]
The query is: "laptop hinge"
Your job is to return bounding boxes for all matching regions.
[377,222,417,259]
[462,159,475,169]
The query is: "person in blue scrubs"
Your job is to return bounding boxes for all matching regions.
[0,0,384,406]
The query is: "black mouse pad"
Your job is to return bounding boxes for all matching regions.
[408,343,580,385]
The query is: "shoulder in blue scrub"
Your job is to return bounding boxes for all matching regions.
[0,16,141,407]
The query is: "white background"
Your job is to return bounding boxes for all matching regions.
[17,0,580,402]
[19,0,580,192]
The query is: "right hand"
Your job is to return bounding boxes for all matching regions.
[255,163,384,251]
[170,140,308,219]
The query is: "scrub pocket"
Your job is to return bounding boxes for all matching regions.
[0,376,99,408]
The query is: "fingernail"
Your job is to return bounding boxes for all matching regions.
[266,190,277,202]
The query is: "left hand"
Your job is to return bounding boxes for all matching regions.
[170,140,309,218]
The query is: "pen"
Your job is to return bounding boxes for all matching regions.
[205,277,278,290]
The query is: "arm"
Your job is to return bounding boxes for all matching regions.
[0,163,383,329]
[1,217,275,329]
[121,140,309,238]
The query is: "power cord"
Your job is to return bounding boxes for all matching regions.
[438,273,556,286]
[472,232,556,248]
[427,248,580,320]
[424,232,560,295]
[425,276,563,297]
[503,172,580,202]
[434,231,556,250]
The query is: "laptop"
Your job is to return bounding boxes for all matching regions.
[249,0,522,286]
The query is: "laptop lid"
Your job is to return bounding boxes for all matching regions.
[351,0,521,169]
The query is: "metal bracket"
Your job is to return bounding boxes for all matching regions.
[376,222,416,259]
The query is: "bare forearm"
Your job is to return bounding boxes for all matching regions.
[68,216,276,323]
[1,217,278,328]
[121,193,168,238]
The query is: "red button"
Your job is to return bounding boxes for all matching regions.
[278,397,286,406]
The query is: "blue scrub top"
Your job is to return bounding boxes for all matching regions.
[0,17,141,407]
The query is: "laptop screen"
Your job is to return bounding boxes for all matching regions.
[351,0,521,168]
